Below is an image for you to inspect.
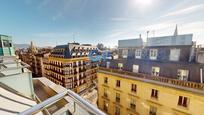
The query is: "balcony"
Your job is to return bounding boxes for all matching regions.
[104,93,108,98]
[49,63,64,68]
[99,67,204,93]
[21,77,105,115]
[49,68,65,75]
[79,68,86,73]
[116,97,120,103]
[130,103,136,110]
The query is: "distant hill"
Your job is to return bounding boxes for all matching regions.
[14,44,30,49]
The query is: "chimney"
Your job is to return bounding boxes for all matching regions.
[174,25,178,36]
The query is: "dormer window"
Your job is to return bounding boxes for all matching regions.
[118,63,123,70]
[135,49,142,59]
[151,67,160,76]
[149,49,157,60]
[170,49,180,61]
[177,69,189,81]
[122,49,128,58]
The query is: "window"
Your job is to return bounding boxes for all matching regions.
[131,84,137,93]
[122,49,128,58]
[118,63,123,70]
[9,43,12,47]
[178,96,189,107]
[116,80,120,87]
[149,106,157,115]
[135,49,142,59]
[170,49,180,61]
[115,106,120,115]
[104,77,108,84]
[103,101,109,112]
[133,65,139,73]
[0,40,2,48]
[177,69,189,81]
[130,98,136,110]
[116,93,120,103]
[106,61,110,68]
[3,40,11,47]
[149,49,158,60]
[151,67,160,76]
[151,89,158,99]
[104,88,108,98]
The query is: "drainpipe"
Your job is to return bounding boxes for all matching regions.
[200,68,203,83]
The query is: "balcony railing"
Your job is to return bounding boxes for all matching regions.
[19,89,105,115]
[99,67,204,91]
[130,103,136,110]
[116,97,120,103]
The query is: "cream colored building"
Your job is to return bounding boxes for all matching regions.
[97,67,204,115]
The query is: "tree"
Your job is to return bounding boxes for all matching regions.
[97,43,105,50]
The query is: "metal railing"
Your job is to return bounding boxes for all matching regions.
[99,67,204,90]
[19,90,105,115]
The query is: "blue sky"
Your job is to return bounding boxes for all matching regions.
[0,0,204,47]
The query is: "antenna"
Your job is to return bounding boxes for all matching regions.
[139,34,142,39]
[174,24,178,36]
[147,31,149,39]
[73,33,75,43]
[73,32,79,43]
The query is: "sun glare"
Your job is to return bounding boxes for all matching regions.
[135,0,153,6]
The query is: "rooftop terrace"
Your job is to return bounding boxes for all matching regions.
[0,56,105,115]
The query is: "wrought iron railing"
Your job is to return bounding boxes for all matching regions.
[99,67,204,90]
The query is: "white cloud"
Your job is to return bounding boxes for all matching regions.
[105,31,126,38]
[139,22,176,31]
[138,20,204,44]
[180,21,204,34]
[162,4,204,17]
[179,21,204,44]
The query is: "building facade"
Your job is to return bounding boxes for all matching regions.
[0,35,104,115]
[196,45,204,64]
[32,53,50,77]
[97,67,204,115]
[44,43,98,93]
[0,34,15,56]
[108,33,204,83]
[17,41,51,77]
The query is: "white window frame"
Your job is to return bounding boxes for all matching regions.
[122,49,128,58]
[149,49,158,60]
[170,49,180,61]
[133,65,139,73]
[177,69,189,81]
[151,66,160,76]
[118,63,123,69]
[106,62,110,68]
[135,49,142,59]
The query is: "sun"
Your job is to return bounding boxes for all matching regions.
[134,0,153,6]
